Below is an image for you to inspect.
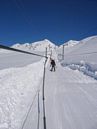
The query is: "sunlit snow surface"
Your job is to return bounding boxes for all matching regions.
[0,37,97,129]
[0,39,54,129]
[0,59,45,129]
[58,36,97,79]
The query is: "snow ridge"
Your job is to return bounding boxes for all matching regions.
[11,39,56,52]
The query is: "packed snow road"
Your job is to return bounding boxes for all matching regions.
[45,62,97,129]
[23,58,97,129]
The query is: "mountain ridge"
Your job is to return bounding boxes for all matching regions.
[10,35,97,51]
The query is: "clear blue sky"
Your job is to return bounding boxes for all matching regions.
[0,0,97,46]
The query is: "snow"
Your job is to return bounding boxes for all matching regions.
[61,61,97,80]
[11,39,56,52]
[22,57,97,129]
[45,63,97,129]
[61,40,79,47]
[0,36,97,129]
[57,40,79,59]
[0,59,45,129]
[0,51,42,70]
[58,35,97,80]
[11,43,21,48]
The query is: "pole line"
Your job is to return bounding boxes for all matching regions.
[0,44,48,58]
[37,92,40,129]
[42,59,47,129]
[42,48,48,129]
[62,45,64,60]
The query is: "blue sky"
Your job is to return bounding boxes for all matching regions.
[0,0,97,46]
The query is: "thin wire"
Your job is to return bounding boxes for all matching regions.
[21,90,39,129]
[21,72,44,129]
[0,44,48,58]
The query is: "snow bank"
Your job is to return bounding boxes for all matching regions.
[61,60,97,80]
[0,59,44,129]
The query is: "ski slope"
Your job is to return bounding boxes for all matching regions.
[45,62,97,129]
[0,37,97,129]
[21,51,97,129]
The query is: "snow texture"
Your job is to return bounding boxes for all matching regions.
[58,36,97,80]
[0,37,97,129]
[0,59,44,129]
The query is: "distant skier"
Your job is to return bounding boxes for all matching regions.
[50,58,56,72]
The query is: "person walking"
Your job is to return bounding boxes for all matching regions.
[50,58,56,72]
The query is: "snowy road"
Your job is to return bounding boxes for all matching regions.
[45,62,97,129]
[22,59,97,129]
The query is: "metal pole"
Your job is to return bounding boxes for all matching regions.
[37,92,40,129]
[42,48,47,129]
[62,45,64,60]
[51,50,52,57]
[42,61,47,129]
[45,47,47,58]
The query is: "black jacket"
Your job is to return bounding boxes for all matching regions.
[51,60,56,66]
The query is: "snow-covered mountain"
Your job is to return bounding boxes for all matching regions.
[80,35,97,43]
[57,40,79,57]
[60,35,97,60]
[59,40,79,48]
[12,39,56,52]
[58,35,97,55]
[0,39,57,70]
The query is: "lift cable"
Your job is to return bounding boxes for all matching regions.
[0,44,48,58]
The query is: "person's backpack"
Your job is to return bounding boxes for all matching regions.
[51,60,55,66]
